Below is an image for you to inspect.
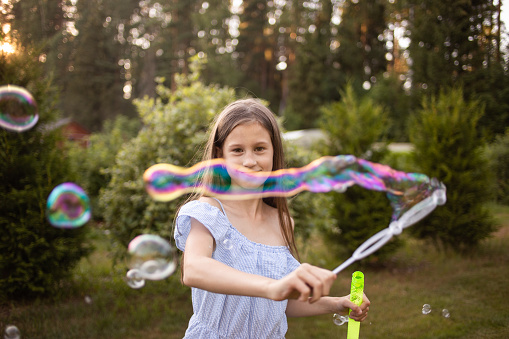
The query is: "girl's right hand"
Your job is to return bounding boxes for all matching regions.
[266,263,337,303]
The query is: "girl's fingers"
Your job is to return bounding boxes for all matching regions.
[295,264,336,302]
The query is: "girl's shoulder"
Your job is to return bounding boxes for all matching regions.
[197,196,223,211]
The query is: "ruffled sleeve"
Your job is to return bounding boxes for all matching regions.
[174,200,230,252]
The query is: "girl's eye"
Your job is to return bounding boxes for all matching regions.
[232,148,243,153]
[255,147,265,152]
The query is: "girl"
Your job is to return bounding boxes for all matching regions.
[174,99,370,338]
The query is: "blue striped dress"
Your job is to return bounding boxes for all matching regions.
[175,200,301,339]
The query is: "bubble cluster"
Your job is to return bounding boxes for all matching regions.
[422,304,432,315]
[332,313,349,326]
[127,234,177,281]
[46,183,91,228]
[442,309,450,318]
[0,85,39,132]
[126,269,145,289]
[4,325,20,339]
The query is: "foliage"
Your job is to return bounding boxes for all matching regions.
[99,58,236,261]
[67,115,141,221]
[316,84,400,262]
[0,50,91,301]
[408,87,497,252]
[284,140,335,244]
[369,74,412,142]
[484,128,509,205]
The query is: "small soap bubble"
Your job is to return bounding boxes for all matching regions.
[127,234,177,280]
[46,183,91,228]
[84,295,92,304]
[4,325,20,339]
[222,238,233,250]
[332,313,349,326]
[422,303,432,315]
[126,269,145,289]
[0,85,39,132]
[442,309,450,318]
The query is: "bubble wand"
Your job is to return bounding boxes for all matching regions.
[347,271,364,339]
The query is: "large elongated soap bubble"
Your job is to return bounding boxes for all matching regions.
[144,155,446,274]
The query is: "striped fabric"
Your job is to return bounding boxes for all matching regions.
[175,200,301,339]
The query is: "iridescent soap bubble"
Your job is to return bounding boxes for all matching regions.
[422,303,432,315]
[46,183,91,228]
[442,309,450,318]
[4,325,20,339]
[126,269,145,289]
[127,234,177,280]
[84,295,92,304]
[222,238,233,250]
[332,313,349,326]
[0,85,39,132]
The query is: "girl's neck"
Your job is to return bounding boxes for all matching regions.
[220,198,266,220]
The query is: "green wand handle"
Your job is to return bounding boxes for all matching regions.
[347,271,364,339]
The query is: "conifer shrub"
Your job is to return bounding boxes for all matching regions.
[408,88,497,252]
[484,128,509,205]
[0,51,91,301]
[316,84,401,263]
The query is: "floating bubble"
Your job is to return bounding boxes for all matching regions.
[126,269,145,289]
[0,85,39,132]
[143,156,445,223]
[442,309,450,318]
[332,313,349,326]
[127,234,177,280]
[84,295,92,304]
[144,155,446,275]
[4,325,20,339]
[46,183,91,228]
[222,238,233,250]
[422,304,432,315]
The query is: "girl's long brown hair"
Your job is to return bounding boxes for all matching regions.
[178,99,300,282]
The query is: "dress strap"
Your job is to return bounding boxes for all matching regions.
[211,197,226,215]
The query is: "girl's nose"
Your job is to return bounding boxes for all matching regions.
[243,153,257,168]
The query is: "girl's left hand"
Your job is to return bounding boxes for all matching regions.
[335,293,370,322]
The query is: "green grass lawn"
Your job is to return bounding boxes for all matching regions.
[2,205,508,338]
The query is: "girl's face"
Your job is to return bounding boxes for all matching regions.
[218,121,274,190]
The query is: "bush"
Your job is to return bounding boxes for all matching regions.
[408,87,497,252]
[67,115,141,221]
[0,50,91,301]
[99,58,236,261]
[484,128,509,205]
[316,84,401,263]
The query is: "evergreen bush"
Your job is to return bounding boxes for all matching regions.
[484,128,509,205]
[316,84,401,263]
[408,88,497,252]
[0,51,91,301]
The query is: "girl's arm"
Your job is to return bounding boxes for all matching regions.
[286,294,370,321]
[183,218,336,302]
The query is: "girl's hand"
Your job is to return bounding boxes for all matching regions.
[335,293,370,322]
[266,263,337,303]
